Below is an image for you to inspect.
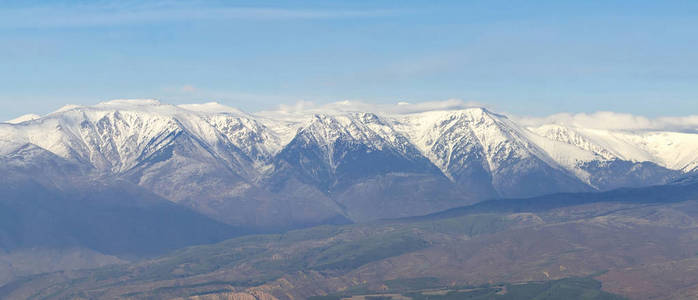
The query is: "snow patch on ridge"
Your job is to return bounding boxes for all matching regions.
[4,114,41,124]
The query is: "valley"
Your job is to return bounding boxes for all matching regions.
[2,177,698,299]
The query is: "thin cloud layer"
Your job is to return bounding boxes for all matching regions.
[259,99,488,116]
[261,99,698,132]
[0,2,401,28]
[516,111,698,132]
[6,97,696,133]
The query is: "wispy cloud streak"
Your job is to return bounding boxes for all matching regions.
[259,99,489,116]
[0,1,401,28]
[516,111,698,132]
[259,99,698,132]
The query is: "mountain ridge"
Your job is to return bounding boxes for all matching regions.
[2,100,697,226]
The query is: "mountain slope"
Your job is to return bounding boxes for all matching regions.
[529,124,685,189]
[0,146,245,257]
[396,108,592,198]
[0,101,348,228]
[269,112,464,221]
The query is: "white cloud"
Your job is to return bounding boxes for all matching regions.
[258,99,489,116]
[178,102,246,115]
[260,99,698,133]
[515,111,698,132]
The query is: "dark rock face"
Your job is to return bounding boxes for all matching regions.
[492,155,593,198]
[579,159,680,190]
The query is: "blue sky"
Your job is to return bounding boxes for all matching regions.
[1,0,697,120]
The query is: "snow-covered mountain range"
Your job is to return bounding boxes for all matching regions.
[2,99,697,227]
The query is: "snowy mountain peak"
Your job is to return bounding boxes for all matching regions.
[54,104,83,114]
[296,112,410,151]
[98,99,162,106]
[49,99,167,117]
[4,113,41,124]
[399,107,537,170]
